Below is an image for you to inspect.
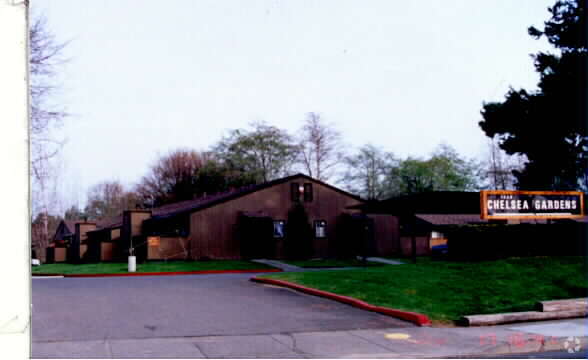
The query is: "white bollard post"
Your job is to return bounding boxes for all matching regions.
[128,256,136,272]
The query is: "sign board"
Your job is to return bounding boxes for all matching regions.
[480,190,584,220]
[147,236,160,247]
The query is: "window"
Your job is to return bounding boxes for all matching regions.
[314,220,327,238]
[273,220,286,238]
[303,183,313,202]
[431,231,444,239]
[147,236,161,247]
[291,182,301,202]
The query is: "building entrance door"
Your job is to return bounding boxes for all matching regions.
[238,212,275,259]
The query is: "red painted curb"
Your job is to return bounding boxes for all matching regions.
[251,277,432,327]
[35,269,282,278]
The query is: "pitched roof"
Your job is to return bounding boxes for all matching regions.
[51,220,76,244]
[415,214,488,226]
[63,220,78,234]
[86,174,362,230]
[150,190,248,218]
[53,219,97,243]
[415,214,561,226]
[96,215,123,229]
[85,215,123,234]
[56,219,90,237]
[149,173,363,220]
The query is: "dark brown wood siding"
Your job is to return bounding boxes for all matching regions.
[188,176,363,259]
[369,214,399,256]
[400,235,431,256]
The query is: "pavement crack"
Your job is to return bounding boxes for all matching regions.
[104,339,113,358]
[271,332,312,357]
[192,339,209,358]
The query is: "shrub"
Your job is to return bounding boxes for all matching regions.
[445,222,587,261]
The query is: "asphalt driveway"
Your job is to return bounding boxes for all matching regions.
[32,272,412,342]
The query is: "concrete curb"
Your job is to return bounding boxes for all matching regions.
[33,268,282,278]
[250,277,432,327]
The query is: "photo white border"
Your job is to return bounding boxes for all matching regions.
[0,0,31,359]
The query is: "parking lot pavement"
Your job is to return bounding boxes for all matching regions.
[32,275,587,358]
[32,273,412,343]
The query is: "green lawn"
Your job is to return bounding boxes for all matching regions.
[32,260,276,275]
[262,256,587,324]
[282,259,384,268]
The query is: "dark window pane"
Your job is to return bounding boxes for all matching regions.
[304,183,313,202]
[291,182,301,202]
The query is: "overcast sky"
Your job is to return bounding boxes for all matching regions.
[33,0,555,210]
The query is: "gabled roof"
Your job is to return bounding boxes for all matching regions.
[53,219,93,243]
[52,220,72,244]
[86,215,123,234]
[85,174,363,230]
[150,173,363,220]
[52,220,80,242]
[63,220,78,234]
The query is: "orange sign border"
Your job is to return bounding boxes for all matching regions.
[480,190,585,220]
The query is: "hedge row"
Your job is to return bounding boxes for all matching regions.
[445,222,587,261]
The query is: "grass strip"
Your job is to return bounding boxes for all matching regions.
[261,256,587,323]
[32,260,276,275]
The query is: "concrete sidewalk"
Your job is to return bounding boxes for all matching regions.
[366,257,405,265]
[251,258,403,272]
[32,318,587,358]
[251,259,360,272]
[252,259,305,272]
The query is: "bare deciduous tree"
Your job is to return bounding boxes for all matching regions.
[296,112,344,182]
[30,149,64,262]
[136,148,258,207]
[482,136,527,190]
[341,144,397,200]
[84,181,139,220]
[135,149,212,207]
[30,14,68,171]
[29,13,69,260]
[31,212,62,262]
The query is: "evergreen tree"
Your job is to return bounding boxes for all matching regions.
[479,0,587,190]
